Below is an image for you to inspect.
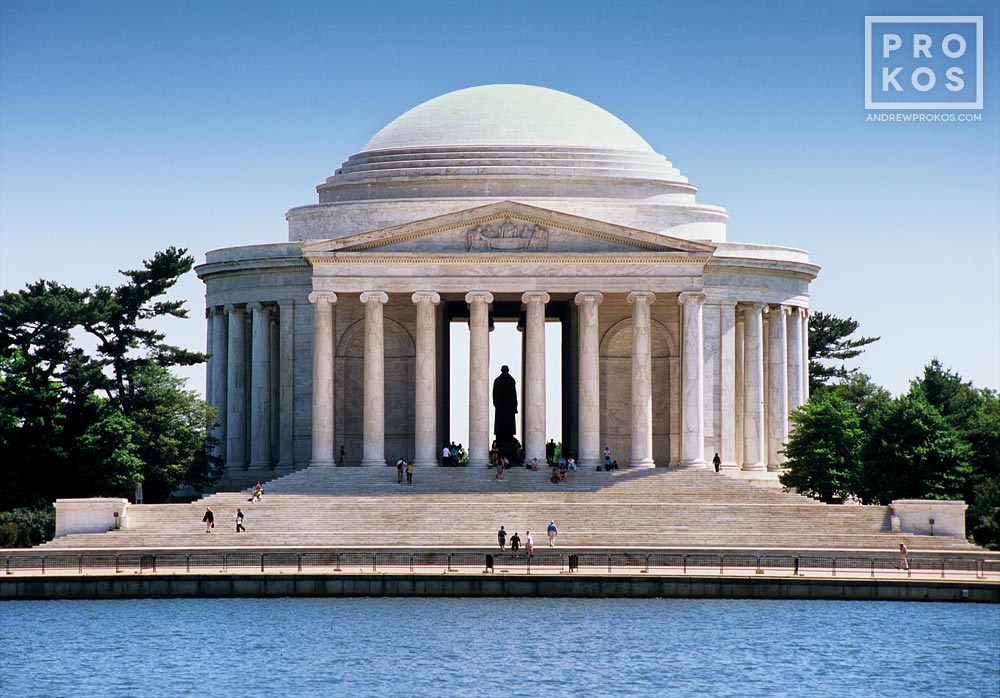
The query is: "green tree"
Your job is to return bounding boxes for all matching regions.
[808,312,879,393]
[780,392,864,502]
[0,248,217,512]
[859,392,972,505]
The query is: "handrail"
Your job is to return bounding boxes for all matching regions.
[3,551,997,580]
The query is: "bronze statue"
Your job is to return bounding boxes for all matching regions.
[492,365,518,442]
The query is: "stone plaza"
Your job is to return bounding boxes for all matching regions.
[197,84,816,486]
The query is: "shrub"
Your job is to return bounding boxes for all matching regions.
[0,507,55,547]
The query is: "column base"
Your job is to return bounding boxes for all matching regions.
[741,463,767,472]
[720,462,740,472]
[247,464,273,477]
[678,459,707,469]
[412,458,437,468]
[309,459,336,468]
[360,458,387,467]
[628,458,656,469]
[767,464,786,473]
[274,464,294,477]
[577,458,601,470]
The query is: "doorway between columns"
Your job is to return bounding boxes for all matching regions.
[444,299,567,462]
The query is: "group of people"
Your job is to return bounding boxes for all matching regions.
[601,446,620,471]
[496,520,558,554]
[496,526,533,556]
[201,506,246,533]
[441,442,465,467]
[395,458,415,485]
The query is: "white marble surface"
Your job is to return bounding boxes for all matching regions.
[522,292,549,463]
[767,305,789,471]
[718,302,737,469]
[627,291,656,468]
[277,300,295,471]
[892,499,967,539]
[742,303,766,471]
[466,292,493,467]
[225,304,247,471]
[575,292,603,467]
[54,499,130,538]
[308,292,336,466]
[412,291,440,466]
[678,292,706,467]
[248,302,272,472]
[360,291,388,467]
[209,307,228,459]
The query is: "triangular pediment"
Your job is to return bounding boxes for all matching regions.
[301,201,716,257]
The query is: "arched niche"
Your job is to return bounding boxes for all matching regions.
[335,317,416,464]
[599,317,678,467]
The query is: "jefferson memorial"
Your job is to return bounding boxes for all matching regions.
[197,85,816,485]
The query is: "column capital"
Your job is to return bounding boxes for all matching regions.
[795,305,808,318]
[744,301,768,313]
[360,291,388,305]
[627,291,656,305]
[574,291,604,306]
[246,301,265,312]
[308,292,338,305]
[223,304,244,315]
[677,291,707,306]
[411,291,441,305]
[713,299,739,307]
[465,291,494,305]
[774,303,792,316]
[277,299,295,309]
[521,291,551,305]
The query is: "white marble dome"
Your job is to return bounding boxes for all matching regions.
[362,84,656,152]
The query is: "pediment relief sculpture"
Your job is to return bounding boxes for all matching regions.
[467,218,549,251]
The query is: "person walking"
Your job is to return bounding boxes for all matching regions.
[202,507,214,533]
[396,458,405,484]
[509,532,521,556]
[525,531,534,557]
[498,526,507,551]
[712,452,722,473]
[406,461,414,485]
[547,520,558,547]
[235,508,245,533]
[899,542,909,571]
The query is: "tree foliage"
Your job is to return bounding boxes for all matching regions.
[782,354,999,548]
[780,392,863,502]
[808,311,879,393]
[0,248,219,514]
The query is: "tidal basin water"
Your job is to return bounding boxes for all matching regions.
[2,597,997,697]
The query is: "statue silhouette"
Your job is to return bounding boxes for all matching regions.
[492,365,518,442]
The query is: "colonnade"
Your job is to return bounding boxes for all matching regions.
[205,300,296,478]
[206,293,808,476]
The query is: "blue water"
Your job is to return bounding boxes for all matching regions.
[1,598,997,697]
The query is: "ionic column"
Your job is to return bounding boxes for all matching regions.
[522,292,550,463]
[466,291,494,468]
[801,309,810,402]
[225,304,247,471]
[309,292,337,467]
[247,302,272,472]
[678,292,707,468]
[718,301,738,470]
[360,291,388,467]
[204,308,213,421]
[210,307,228,459]
[627,291,656,468]
[412,291,441,467]
[575,292,603,468]
[734,310,745,467]
[787,306,805,413]
[276,300,295,473]
[767,304,790,470]
[742,303,766,471]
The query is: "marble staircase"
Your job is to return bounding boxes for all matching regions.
[40,465,979,553]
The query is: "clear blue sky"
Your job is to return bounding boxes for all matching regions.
[2,0,998,411]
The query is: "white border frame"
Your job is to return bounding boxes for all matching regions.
[865,16,983,110]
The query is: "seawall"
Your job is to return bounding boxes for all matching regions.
[3,573,997,603]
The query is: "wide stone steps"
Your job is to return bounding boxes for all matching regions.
[38,466,979,553]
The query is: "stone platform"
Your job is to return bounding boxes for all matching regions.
[39,466,982,553]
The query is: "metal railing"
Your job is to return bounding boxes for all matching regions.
[4,551,998,580]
